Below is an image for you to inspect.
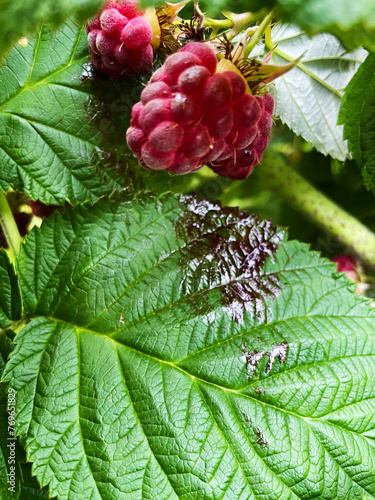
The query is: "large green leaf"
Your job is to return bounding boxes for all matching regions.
[0,0,104,59]
[339,54,375,195]
[3,194,375,498]
[0,20,141,206]
[258,24,367,161]
[275,0,375,52]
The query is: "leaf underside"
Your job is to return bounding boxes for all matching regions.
[3,193,375,499]
[263,24,367,161]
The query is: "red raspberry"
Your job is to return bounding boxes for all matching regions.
[86,0,161,79]
[208,93,274,180]
[126,43,274,177]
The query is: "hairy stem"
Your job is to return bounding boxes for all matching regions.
[0,192,22,258]
[256,161,375,268]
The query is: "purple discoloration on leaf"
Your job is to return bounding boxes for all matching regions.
[175,197,283,322]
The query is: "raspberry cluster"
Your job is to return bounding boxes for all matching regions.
[126,42,274,179]
[86,0,158,78]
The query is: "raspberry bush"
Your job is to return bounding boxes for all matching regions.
[0,1,375,499]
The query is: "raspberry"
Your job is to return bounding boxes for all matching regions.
[180,43,217,75]
[126,127,146,153]
[141,82,171,104]
[86,0,160,79]
[149,121,183,152]
[120,16,153,49]
[28,201,59,218]
[126,44,274,177]
[208,94,274,180]
[201,74,232,110]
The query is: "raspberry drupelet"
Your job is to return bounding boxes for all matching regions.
[126,42,274,179]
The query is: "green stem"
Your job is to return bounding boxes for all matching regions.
[243,9,276,58]
[203,11,256,37]
[0,192,22,258]
[256,161,375,268]
[203,17,233,29]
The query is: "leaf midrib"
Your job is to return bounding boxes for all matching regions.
[40,315,375,498]
[40,314,375,418]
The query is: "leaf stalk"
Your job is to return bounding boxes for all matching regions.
[0,192,22,258]
[256,160,375,268]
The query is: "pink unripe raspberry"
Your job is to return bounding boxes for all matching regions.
[126,127,146,153]
[86,0,160,79]
[169,153,200,175]
[140,98,172,134]
[149,67,166,83]
[223,71,246,103]
[141,82,172,104]
[227,126,257,149]
[87,30,100,52]
[100,9,128,36]
[96,32,120,58]
[181,124,212,158]
[201,74,233,110]
[120,16,153,49]
[126,45,153,73]
[127,45,274,177]
[259,92,275,115]
[86,18,101,32]
[102,56,124,73]
[149,121,184,152]
[180,42,217,74]
[164,52,201,85]
[204,108,233,138]
[117,0,142,18]
[171,93,200,124]
[201,138,226,163]
[130,101,143,127]
[141,142,175,170]
[178,66,211,97]
[257,113,273,135]
[233,94,262,128]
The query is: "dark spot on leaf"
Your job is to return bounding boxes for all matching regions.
[255,427,268,448]
[175,197,283,322]
[253,387,266,395]
[241,413,268,448]
[241,341,289,380]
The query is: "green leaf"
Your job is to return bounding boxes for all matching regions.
[339,54,375,195]
[0,20,138,206]
[0,250,21,329]
[3,194,375,498]
[275,0,375,52]
[0,332,15,499]
[0,331,51,500]
[260,24,367,161]
[0,0,104,59]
